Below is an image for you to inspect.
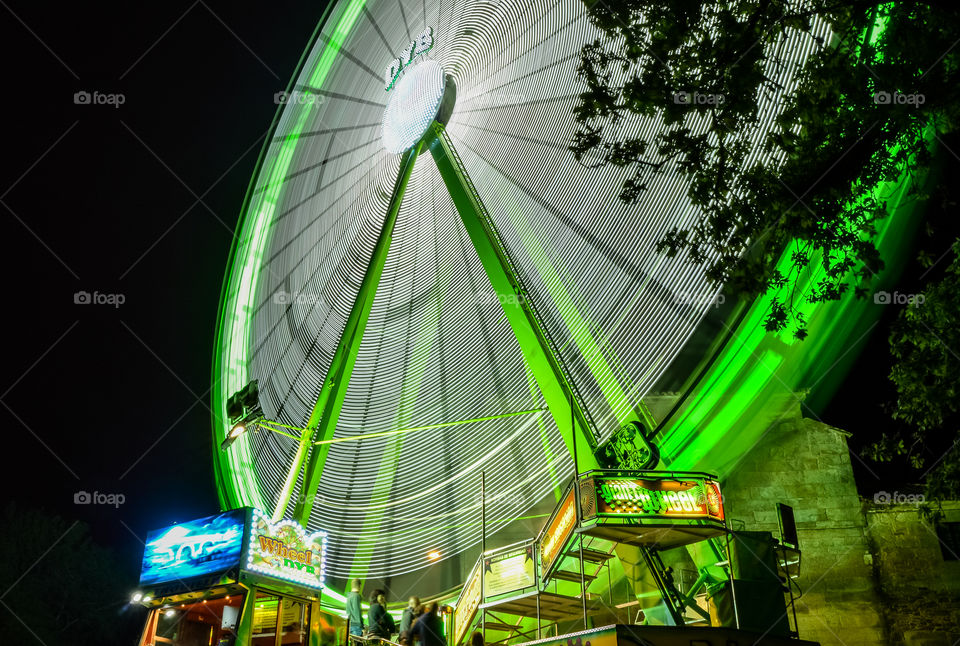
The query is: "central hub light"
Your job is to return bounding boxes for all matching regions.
[382,60,446,154]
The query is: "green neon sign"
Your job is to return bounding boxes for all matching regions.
[384,26,434,91]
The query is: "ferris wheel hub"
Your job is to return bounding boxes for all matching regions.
[382,60,449,154]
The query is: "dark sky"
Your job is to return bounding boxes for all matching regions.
[0,0,953,621]
[0,0,330,590]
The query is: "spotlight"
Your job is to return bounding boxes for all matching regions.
[222,381,264,451]
[427,550,441,560]
[131,592,143,603]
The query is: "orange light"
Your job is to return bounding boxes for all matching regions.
[427,550,441,560]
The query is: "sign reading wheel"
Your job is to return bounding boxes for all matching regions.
[245,510,327,589]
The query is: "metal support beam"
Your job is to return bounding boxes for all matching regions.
[283,141,423,523]
[426,124,598,469]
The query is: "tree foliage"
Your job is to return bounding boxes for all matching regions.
[864,242,960,499]
[0,504,141,645]
[572,0,959,338]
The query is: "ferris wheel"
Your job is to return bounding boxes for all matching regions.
[212,0,836,588]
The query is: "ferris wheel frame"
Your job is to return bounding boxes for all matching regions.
[211,0,928,583]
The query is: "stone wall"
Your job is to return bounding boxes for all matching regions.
[865,501,960,646]
[722,402,887,645]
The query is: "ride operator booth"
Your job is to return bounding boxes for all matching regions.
[134,507,346,646]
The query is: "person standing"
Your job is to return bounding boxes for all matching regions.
[368,591,396,640]
[398,596,420,645]
[414,602,445,646]
[346,579,365,639]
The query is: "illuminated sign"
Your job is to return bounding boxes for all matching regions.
[589,477,724,521]
[483,545,535,598]
[244,510,326,588]
[139,510,244,586]
[453,561,482,645]
[539,487,577,578]
[384,27,434,91]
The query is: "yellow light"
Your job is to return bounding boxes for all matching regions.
[427,550,441,560]
[229,423,246,439]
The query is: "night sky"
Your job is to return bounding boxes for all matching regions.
[0,0,330,595]
[0,0,952,631]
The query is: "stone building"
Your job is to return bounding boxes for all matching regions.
[722,400,960,645]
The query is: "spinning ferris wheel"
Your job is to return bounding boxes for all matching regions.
[212,0,842,589]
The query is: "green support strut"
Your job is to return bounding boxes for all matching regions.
[286,140,423,524]
[426,123,599,470]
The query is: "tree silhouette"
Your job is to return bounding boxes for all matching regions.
[571,0,959,339]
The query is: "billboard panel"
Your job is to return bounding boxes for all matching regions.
[139,509,245,587]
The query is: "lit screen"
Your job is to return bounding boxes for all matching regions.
[139,509,245,586]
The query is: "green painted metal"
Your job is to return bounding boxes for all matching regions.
[211,7,931,602]
[286,141,423,524]
[345,220,458,580]
[284,144,420,524]
[234,587,257,644]
[427,123,600,470]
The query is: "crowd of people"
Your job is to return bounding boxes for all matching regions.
[345,579,457,646]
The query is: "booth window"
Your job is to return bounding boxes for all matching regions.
[251,592,311,646]
[280,598,311,645]
[252,592,281,646]
[150,595,243,645]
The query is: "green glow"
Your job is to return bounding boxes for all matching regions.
[212,0,367,514]
[659,133,929,476]
[213,3,930,593]
[347,201,455,580]
[293,139,422,525]
[430,126,600,468]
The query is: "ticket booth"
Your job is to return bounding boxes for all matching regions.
[135,508,347,646]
